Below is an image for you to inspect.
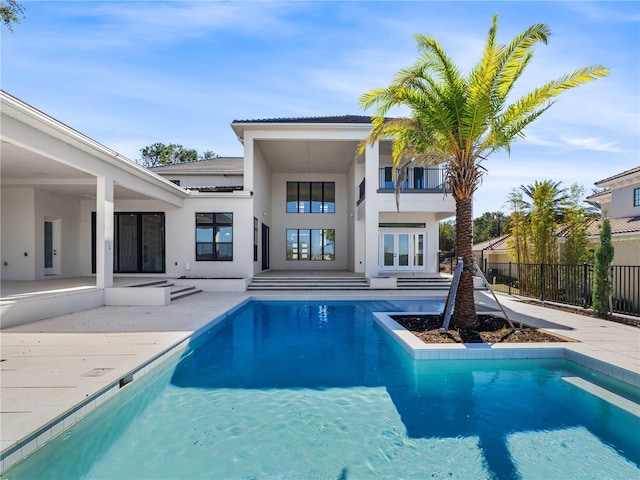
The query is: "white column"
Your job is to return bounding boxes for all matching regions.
[96,175,114,289]
[244,133,254,194]
[364,143,380,278]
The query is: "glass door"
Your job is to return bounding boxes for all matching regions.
[44,219,60,275]
[382,233,395,269]
[380,232,425,271]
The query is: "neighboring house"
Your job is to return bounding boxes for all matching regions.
[472,234,510,269]
[586,166,640,266]
[1,92,455,298]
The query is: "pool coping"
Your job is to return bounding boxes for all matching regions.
[2,297,638,474]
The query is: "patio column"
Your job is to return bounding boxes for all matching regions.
[364,143,379,278]
[96,175,114,289]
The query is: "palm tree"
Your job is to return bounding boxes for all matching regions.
[358,14,608,328]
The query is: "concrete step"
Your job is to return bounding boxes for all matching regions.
[248,276,369,291]
[396,277,451,290]
[170,285,202,301]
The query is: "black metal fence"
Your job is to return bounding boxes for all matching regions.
[480,261,640,317]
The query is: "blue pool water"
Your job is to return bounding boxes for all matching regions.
[5,300,640,479]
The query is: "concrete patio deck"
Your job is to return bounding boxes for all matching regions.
[1,289,639,473]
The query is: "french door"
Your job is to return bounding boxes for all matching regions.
[380,232,424,271]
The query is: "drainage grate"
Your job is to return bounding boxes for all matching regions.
[82,368,114,377]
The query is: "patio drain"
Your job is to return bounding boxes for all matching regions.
[82,368,114,377]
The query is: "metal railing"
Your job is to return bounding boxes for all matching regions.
[378,167,448,192]
[479,261,640,317]
[357,178,365,204]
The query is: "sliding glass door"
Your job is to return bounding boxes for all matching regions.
[92,212,165,274]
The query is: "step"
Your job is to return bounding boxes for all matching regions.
[396,277,451,290]
[247,277,369,291]
[170,285,202,301]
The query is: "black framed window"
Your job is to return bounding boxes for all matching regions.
[286,229,335,261]
[196,213,233,261]
[634,188,640,207]
[286,182,335,213]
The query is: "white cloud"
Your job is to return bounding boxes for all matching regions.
[561,137,624,153]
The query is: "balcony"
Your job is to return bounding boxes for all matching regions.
[357,167,450,205]
[378,167,448,192]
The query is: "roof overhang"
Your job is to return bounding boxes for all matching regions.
[1,91,189,206]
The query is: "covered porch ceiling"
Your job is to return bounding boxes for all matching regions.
[1,141,164,200]
[255,139,393,174]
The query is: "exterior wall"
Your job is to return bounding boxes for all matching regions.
[1,187,36,280]
[353,160,366,273]
[1,187,83,280]
[377,191,455,214]
[33,189,83,279]
[112,196,254,279]
[269,173,349,271]
[588,234,640,266]
[346,160,356,272]
[252,143,272,274]
[156,174,243,188]
[608,182,640,218]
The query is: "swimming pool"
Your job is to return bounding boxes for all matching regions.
[4,300,639,479]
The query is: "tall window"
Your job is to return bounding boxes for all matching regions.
[286,182,335,213]
[196,213,233,261]
[286,229,335,261]
[634,188,640,207]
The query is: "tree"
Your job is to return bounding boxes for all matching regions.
[439,220,456,254]
[521,180,567,264]
[592,218,614,316]
[561,183,591,264]
[138,143,218,168]
[505,188,530,265]
[473,211,508,244]
[1,0,24,32]
[358,14,608,328]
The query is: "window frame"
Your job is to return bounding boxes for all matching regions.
[286,181,335,214]
[286,228,335,261]
[195,212,233,261]
[634,187,640,207]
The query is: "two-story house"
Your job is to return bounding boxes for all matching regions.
[1,92,455,324]
[586,166,640,265]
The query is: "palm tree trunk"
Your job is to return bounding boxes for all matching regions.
[452,196,477,328]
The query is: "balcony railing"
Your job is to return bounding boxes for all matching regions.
[378,167,448,192]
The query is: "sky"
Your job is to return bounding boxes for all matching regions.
[1,1,639,217]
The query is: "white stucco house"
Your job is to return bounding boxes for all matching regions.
[1,91,455,323]
[586,165,640,266]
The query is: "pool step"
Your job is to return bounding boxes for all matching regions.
[396,277,451,290]
[248,276,370,291]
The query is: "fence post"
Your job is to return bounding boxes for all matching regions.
[508,262,512,295]
[582,263,588,308]
[539,263,545,301]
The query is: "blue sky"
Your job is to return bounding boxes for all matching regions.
[2,1,638,216]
